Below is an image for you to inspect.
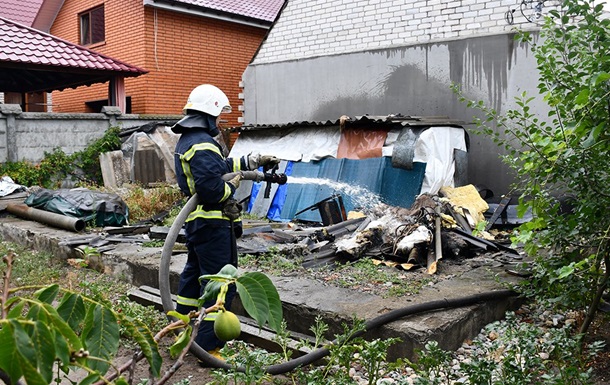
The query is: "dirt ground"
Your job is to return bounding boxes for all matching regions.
[115,343,218,385]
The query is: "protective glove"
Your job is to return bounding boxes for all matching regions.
[222,198,242,221]
[248,153,280,170]
[226,174,242,190]
[259,155,281,168]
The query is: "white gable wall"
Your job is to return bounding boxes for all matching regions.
[242,0,558,195]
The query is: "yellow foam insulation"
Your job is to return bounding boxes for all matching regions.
[347,211,367,220]
[439,185,489,225]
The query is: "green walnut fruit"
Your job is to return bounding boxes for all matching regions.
[214,310,241,341]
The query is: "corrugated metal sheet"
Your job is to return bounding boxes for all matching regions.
[236,115,466,132]
[134,149,166,186]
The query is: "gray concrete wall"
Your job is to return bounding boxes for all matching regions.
[243,33,549,196]
[0,104,180,163]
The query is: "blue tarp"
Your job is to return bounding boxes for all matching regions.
[249,157,426,223]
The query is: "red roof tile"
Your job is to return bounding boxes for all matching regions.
[0,0,43,26]
[174,0,284,23]
[0,17,147,75]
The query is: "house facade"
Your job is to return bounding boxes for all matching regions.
[47,0,282,128]
[241,0,561,196]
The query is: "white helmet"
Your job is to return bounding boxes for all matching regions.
[183,84,231,117]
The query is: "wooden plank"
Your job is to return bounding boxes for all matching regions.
[485,195,512,230]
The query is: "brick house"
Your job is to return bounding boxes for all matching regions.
[1,0,284,128]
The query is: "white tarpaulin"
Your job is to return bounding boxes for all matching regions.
[0,176,25,197]
[229,126,341,161]
[413,126,467,194]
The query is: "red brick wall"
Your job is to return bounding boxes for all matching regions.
[50,0,266,127]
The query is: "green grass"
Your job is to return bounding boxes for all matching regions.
[0,239,167,337]
[239,248,432,298]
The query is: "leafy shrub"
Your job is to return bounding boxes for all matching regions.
[0,126,121,187]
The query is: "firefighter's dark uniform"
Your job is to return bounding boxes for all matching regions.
[172,112,246,351]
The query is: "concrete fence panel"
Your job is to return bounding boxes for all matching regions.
[0,104,180,164]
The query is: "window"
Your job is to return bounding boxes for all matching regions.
[85,97,132,113]
[80,5,105,45]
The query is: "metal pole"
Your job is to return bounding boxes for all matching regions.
[6,204,85,232]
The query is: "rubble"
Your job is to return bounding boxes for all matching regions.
[233,186,522,274]
[1,176,523,277]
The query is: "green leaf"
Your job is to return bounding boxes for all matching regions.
[593,72,610,85]
[218,264,238,277]
[118,316,162,377]
[57,292,86,330]
[574,88,589,108]
[42,302,83,352]
[200,280,223,304]
[26,302,48,323]
[201,263,238,282]
[34,284,60,304]
[12,320,48,385]
[115,376,130,385]
[30,321,56,384]
[7,300,25,319]
[235,273,270,328]
[583,122,606,148]
[169,327,192,359]
[78,373,102,385]
[557,263,575,280]
[53,330,72,368]
[0,321,23,385]
[82,304,120,374]
[167,310,191,324]
[241,272,283,332]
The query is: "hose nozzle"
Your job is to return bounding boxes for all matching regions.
[222,170,288,185]
[264,172,287,185]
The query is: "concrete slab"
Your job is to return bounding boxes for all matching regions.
[0,216,521,360]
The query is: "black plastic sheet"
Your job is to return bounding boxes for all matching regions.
[25,188,128,227]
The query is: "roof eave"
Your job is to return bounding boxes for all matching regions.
[142,0,272,30]
[32,0,66,33]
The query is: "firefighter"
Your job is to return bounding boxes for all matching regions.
[171,84,279,359]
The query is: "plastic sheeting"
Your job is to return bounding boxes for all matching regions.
[25,188,129,227]
[336,129,388,159]
[229,126,341,161]
[121,126,179,185]
[0,176,25,197]
[412,126,467,194]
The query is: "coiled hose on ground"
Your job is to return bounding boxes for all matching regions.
[159,191,518,374]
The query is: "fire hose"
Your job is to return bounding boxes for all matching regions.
[158,171,518,373]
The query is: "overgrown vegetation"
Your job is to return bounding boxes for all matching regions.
[210,316,401,385]
[0,126,121,187]
[0,241,167,338]
[0,241,285,385]
[410,311,604,385]
[453,0,610,336]
[119,184,184,224]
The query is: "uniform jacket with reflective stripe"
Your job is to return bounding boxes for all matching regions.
[174,129,246,239]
